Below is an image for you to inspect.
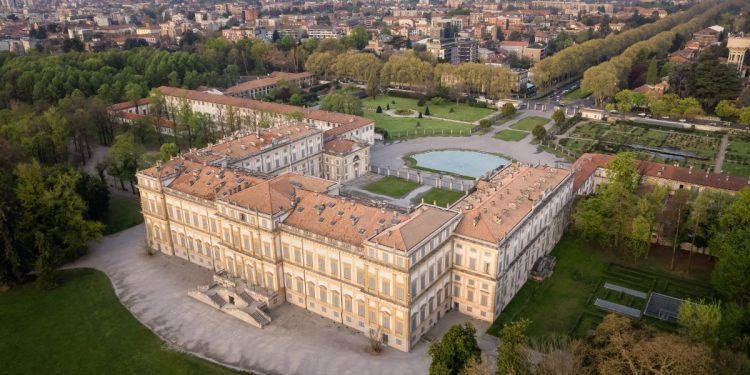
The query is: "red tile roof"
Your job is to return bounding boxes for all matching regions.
[572,153,750,193]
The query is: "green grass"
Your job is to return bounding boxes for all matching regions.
[722,162,750,177]
[0,269,243,375]
[362,95,495,122]
[562,88,591,100]
[494,129,529,142]
[510,116,550,131]
[104,195,144,235]
[487,234,713,338]
[365,112,474,138]
[365,176,421,198]
[417,188,465,208]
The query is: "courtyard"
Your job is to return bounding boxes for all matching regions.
[487,234,714,339]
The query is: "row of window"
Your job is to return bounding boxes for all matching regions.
[410,284,450,331]
[410,253,450,298]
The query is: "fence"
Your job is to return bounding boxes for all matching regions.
[383,127,476,140]
[370,165,475,192]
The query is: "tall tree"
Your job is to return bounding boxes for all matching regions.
[710,188,750,305]
[646,57,659,84]
[497,319,532,375]
[428,323,481,375]
[15,162,102,288]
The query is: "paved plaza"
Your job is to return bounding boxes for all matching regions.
[70,225,499,375]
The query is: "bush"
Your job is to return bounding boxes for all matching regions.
[386,103,390,110]
[376,105,382,113]
[469,101,487,108]
[430,96,448,105]
[449,107,455,113]
[416,121,421,128]
[418,111,423,118]
[424,106,431,116]
[501,103,517,117]
[417,97,425,106]
[479,119,491,128]
[392,99,396,104]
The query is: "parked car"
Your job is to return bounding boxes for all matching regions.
[638,113,646,117]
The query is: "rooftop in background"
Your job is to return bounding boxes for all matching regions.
[224,72,314,95]
[182,122,321,165]
[454,164,571,244]
[572,153,750,193]
[220,173,337,215]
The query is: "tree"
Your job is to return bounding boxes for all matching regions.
[628,186,667,260]
[552,109,565,125]
[375,105,382,113]
[532,124,547,141]
[159,143,179,161]
[710,188,750,305]
[347,26,369,50]
[497,319,531,375]
[75,172,109,222]
[646,57,659,84]
[424,106,431,116]
[106,133,143,193]
[577,314,714,375]
[15,162,103,288]
[428,322,481,375]
[678,300,722,348]
[320,91,363,115]
[508,31,524,41]
[501,103,517,117]
[715,100,738,121]
[693,58,741,111]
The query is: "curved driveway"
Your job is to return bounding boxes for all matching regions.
[371,111,566,170]
[70,225,499,375]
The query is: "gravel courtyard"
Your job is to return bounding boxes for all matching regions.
[70,225,499,375]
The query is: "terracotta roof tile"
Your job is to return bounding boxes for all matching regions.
[220,173,337,215]
[371,205,460,252]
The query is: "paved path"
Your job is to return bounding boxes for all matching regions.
[371,111,567,170]
[69,225,499,375]
[715,134,729,173]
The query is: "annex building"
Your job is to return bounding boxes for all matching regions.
[137,158,573,352]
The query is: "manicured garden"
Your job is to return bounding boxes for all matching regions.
[364,112,474,139]
[365,176,420,198]
[104,195,144,234]
[510,116,550,131]
[494,129,528,142]
[487,235,713,338]
[724,136,750,176]
[417,188,465,208]
[362,95,495,122]
[0,269,242,374]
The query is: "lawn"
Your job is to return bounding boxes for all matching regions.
[510,116,550,131]
[722,162,750,177]
[364,112,474,139]
[494,129,528,142]
[417,188,465,208]
[362,95,495,122]
[562,88,591,100]
[487,234,713,338]
[0,269,242,375]
[104,195,144,234]
[365,176,421,198]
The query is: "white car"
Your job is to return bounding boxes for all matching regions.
[679,119,687,123]
[661,116,669,119]
[638,113,646,117]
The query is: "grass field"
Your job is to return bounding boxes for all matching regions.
[487,234,713,338]
[494,129,528,142]
[362,95,495,122]
[364,112,474,138]
[511,116,550,131]
[417,188,465,208]
[0,269,241,375]
[365,176,421,198]
[562,88,591,100]
[104,195,144,234]
[722,162,750,177]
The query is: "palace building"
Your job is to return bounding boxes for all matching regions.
[137,156,574,352]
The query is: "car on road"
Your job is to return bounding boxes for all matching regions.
[638,113,646,117]
[679,119,687,123]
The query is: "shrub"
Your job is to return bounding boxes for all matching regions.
[501,103,517,117]
[469,101,487,108]
[416,121,421,128]
[418,111,423,118]
[376,105,382,113]
[386,103,390,110]
[449,107,455,113]
[479,119,491,128]
[430,96,448,105]
[392,99,396,104]
[424,106,431,116]
[417,97,425,106]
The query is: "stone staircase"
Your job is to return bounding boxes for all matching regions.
[188,273,273,328]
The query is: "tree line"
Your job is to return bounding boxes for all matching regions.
[532,0,724,90]
[581,0,737,106]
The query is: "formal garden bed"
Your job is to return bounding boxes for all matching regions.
[510,116,550,131]
[363,95,495,122]
[364,176,421,198]
[494,129,528,142]
[723,136,750,176]
[367,112,474,139]
[416,188,465,208]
